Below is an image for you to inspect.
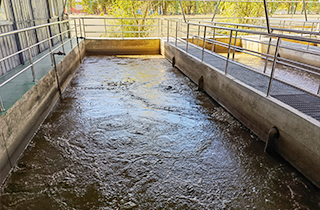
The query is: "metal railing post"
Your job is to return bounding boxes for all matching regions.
[232,26,239,60]
[121,18,124,39]
[104,18,107,37]
[264,29,273,73]
[211,23,216,52]
[74,19,82,63]
[25,31,36,82]
[58,22,66,54]
[167,20,169,42]
[160,19,163,39]
[202,26,207,62]
[82,18,86,38]
[267,38,281,97]
[158,19,160,38]
[175,21,178,47]
[68,21,73,49]
[186,24,189,53]
[46,26,54,65]
[0,95,5,112]
[307,22,315,50]
[79,18,83,37]
[197,22,201,46]
[225,30,233,75]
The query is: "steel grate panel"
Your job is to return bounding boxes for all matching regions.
[273,94,320,121]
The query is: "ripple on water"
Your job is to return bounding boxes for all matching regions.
[1,56,319,209]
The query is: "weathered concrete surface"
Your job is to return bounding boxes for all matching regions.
[85,39,160,55]
[0,41,85,185]
[162,40,320,188]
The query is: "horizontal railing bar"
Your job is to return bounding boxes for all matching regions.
[0,64,33,87]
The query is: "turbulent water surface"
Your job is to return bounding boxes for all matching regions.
[0,56,319,209]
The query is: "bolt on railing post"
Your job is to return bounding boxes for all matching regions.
[267,38,281,97]
[202,26,207,62]
[175,21,178,47]
[167,20,169,42]
[121,18,124,39]
[225,30,233,75]
[0,95,5,112]
[46,26,54,66]
[59,22,66,54]
[186,24,190,53]
[25,31,36,82]
[232,25,239,60]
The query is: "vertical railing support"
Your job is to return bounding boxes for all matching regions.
[160,19,163,39]
[121,18,124,39]
[175,21,178,47]
[186,24,190,53]
[104,18,107,37]
[264,29,273,73]
[58,22,66,54]
[232,26,239,60]
[68,22,73,49]
[202,26,207,62]
[197,22,201,46]
[82,18,86,38]
[0,95,5,112]
[25,31,36,82]
[158,19,160,38]
[79,18,83,37]
[307,22,315,50]
[167,20,170,42]
[211,23,216,52]
[225,30,233,75]
[74,19,82,64]
[267,38,281,97]
[46,26,54,66]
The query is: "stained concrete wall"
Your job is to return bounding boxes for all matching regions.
[161,40,320,188]
[0,41,85,185]
[85,39,160,55]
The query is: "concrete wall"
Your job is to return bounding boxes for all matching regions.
[85,39,160,55]
[161,40,320,188]
[0,41,85,185]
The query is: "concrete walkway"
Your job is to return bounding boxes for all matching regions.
[173,40,320,121]
[0,38,80,116]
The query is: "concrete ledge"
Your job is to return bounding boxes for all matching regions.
[0,41,85,185]
[85,39,160,55]
[162,40,320,188]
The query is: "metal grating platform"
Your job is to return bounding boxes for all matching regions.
[273,94,320,121]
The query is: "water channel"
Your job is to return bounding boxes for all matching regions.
[0,56,319,209]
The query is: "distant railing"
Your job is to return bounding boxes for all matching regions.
[161,18,320,98]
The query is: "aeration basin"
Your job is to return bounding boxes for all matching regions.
[0,39,319,209]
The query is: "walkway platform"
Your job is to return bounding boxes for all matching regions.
[173,41,320,122]
[0,38,79,116]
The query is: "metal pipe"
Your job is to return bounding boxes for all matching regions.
[197,22,201,46]
[0,96,5,112]
[179,0,186,22]
[167,20,170,42]
[202,26,207,62]
[82,18,86,38]
[211,23,216,52]
[307,22,315,50]
[263,0,271,34]
[104,19,107,37]
[232,26,239,60]
[58,22,66,54]
[79,19,83,37]
[74,19,82,64]
[25,31,36,82]
[267,38,281,97]
[225,30,233,75]
[186,24,190,53]
[211,0,221,22]
[264,35,273,73]
[121,18,124,39]
[175,21,178,47]
[46,26,54,66]
[303,0,308,21]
